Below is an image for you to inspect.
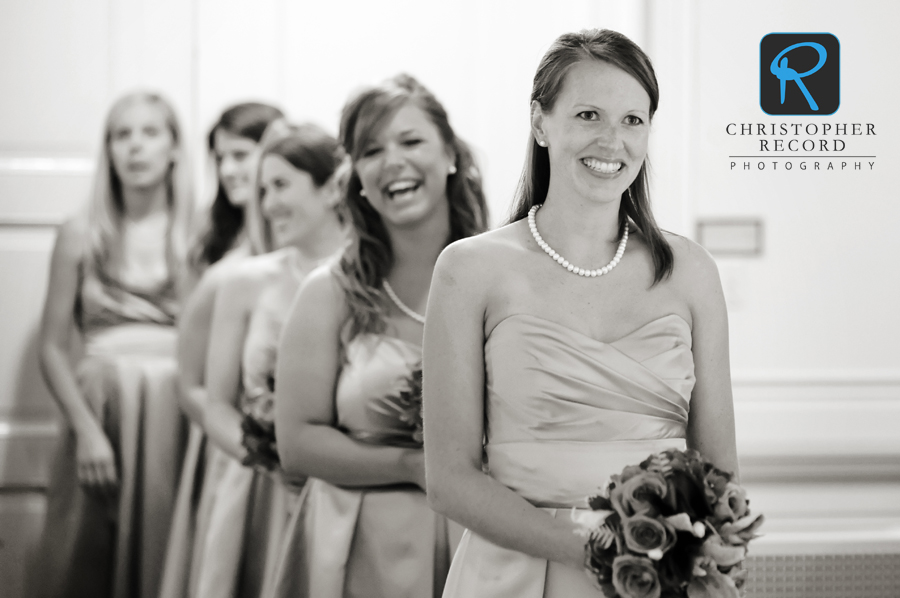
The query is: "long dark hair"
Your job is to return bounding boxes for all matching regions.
[336,74,489,344]
[190,102,283,270]
[508,29,673,283]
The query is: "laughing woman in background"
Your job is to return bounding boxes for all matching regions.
[29,91,193,598]
[192,123,349,598]
[159,102,283,598]
[271,74,488,598]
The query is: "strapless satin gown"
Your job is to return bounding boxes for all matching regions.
[264,333,453,598]
[30,265,185,598]
[442,313,695,598]
[187,281,299,598]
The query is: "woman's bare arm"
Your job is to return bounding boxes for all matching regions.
[423,239,585,568]
[202,268,258,460]
[274,266,424,488]
[176,262,231,425]
[38,218,117,490]
[676,239,740,478]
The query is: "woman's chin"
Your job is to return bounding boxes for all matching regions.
[226,191,252,207]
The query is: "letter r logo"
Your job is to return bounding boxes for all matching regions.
[760,33,840,115]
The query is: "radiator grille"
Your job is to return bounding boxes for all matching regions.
[745,554,900,597]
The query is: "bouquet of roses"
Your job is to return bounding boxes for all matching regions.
[572,449,763,598]
[240,374,280,471]
[368,364,424,448]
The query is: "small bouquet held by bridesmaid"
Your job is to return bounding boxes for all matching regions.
[573,449,763,598]
[368,364,424,448]
[240,375,280,471]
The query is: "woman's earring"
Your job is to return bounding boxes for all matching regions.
[449,164,457,175]
[359,189,367,197]
[537,140,547,147]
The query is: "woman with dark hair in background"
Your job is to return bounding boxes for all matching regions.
[424,29,738,596]
[29,91,193,598]
[271,74,488,598]
[192,123,349,598]
[190,102,285,272]
[179,102,284,430]
[159,102,283,598]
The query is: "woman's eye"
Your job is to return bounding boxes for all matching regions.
[362,146,382,158]
[143,126,161,137]
[625,115,644,125]
[233,151,248,162]
[113,129,130,140]
[402,138,423,147]
[577,111,598,121]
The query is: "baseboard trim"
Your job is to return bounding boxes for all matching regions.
[741,454,900,483]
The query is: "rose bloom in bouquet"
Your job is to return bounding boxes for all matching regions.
[240,373,280,471]
[572,449,764,598]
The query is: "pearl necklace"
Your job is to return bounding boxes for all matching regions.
[383,280,426,324]
[528,204,628,277]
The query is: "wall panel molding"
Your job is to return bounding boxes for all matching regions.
[0,156,94,175]
[732,373,900,482]
[0,419,59,489]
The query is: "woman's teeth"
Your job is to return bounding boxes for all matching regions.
[582,158,623,174]
[385,180,420,200]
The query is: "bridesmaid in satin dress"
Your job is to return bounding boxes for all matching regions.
[159,102,283,598]
[271,74,489,598]
[29,91,193,598]
[192,123,349,598]
[423,29,739,597]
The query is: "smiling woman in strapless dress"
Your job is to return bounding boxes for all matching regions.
[423,29,739,598]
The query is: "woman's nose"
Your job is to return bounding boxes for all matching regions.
[262,188,285,214]
[595,122,622,150]
[219,155,237,177]
[383,142,406,168]
[128,134,146,154]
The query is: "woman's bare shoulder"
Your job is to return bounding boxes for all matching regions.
[207,253,283,313]
[51,216,90,266]
[664,232,724,308]
[219,251,285,286]
[285,263,348,331]
[437,223,529,280]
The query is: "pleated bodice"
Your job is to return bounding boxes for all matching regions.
[484,313,695,507]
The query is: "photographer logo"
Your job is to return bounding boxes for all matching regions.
[760,33,839,115]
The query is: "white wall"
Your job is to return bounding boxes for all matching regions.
[192,0,649,220]
[668,0,900,472]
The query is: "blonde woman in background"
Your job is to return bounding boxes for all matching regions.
[159,102,284,598]
[191,123,349,598]
[29,91,193,598]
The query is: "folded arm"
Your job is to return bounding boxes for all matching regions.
[274,267,424,489]
[203,271,255,461]
[176,263,228,425]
